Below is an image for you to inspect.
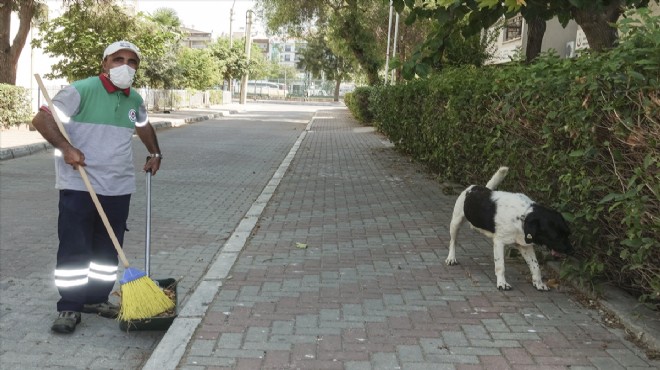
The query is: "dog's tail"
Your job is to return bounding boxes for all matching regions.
[485,167,509,190]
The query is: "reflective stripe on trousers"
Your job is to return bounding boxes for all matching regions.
[55,262,119,287]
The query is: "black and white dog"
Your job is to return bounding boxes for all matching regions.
[446,167,573,291]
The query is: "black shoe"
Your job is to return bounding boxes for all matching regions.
[51,311,81,334]
[82,301,119,318]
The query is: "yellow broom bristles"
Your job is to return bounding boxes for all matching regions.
[118,276,175,321]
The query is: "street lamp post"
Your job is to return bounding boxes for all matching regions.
[239,10,254,105]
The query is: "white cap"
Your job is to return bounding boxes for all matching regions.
[103,41,141,60]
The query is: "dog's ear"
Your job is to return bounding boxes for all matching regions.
[524,215,539,244]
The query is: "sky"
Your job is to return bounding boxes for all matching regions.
[134,0,263,38]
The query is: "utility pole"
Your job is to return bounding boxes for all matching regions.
[384,1,393,85]
[239,10,254,105]
[391,12,400,84]
[229,0,236,98]
[229,0,235,48]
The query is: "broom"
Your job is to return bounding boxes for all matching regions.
[34,74,174,321]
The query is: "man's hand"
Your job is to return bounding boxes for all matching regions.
[144,156,161,175]
[135,123,161,175]
[62,145,86,170]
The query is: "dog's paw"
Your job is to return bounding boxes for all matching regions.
[445,258,458,266]
[533,281,550,291]
[497,282,512,291]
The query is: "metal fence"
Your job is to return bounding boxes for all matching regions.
[136,88,219,111]
[231,79,356,99]
[30,85,224,113]
[29,79,355,114]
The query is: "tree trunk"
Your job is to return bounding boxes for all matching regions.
[0,0,36,85]
[333,76,341,102]
[339,0,381,86]
[525,16,546,63]
[340,26,381,85]
[571,1,622,52]
[362,62,381,86]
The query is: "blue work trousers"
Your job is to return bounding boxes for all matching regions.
[55,190,130,312]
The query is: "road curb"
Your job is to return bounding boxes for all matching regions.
[0,111,233,162]
[156,112,228,127]
[0,142,53,161]
[547,260,660,355]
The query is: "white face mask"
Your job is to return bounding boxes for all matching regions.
[108,64,136,89]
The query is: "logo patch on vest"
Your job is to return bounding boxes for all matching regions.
[128,109,137,123]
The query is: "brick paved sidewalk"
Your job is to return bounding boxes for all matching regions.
[167,109,658,369]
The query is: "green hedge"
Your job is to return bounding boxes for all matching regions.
[0,84,32,129]
[344,87,374,125]
[209,90,224,105]
[348,10,659,304]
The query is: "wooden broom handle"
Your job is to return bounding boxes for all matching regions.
[34,74,131,268]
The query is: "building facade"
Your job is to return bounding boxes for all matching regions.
[181,27,213,49]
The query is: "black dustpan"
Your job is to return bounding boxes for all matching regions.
[119,169,178,331]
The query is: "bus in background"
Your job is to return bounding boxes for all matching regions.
[235,81,286,99]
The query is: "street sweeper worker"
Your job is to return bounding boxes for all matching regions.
[31,41,162,334]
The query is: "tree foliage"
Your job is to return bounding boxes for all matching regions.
[1,0,81,84]
[298,29,355,101]
[298,31,346,80]
[332,0,385,85]
[258,0,386,85]
[150,7,181,29]
[259,0,328,37]
[474,0,658,51]
[209,37,249,86]
[245,46,271,81]
[32,0,134,82]
[31,0,181,86]
[0,83,32,128]
[176,47,222,90]
[392,0,659,78]
[139,8,184,89]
